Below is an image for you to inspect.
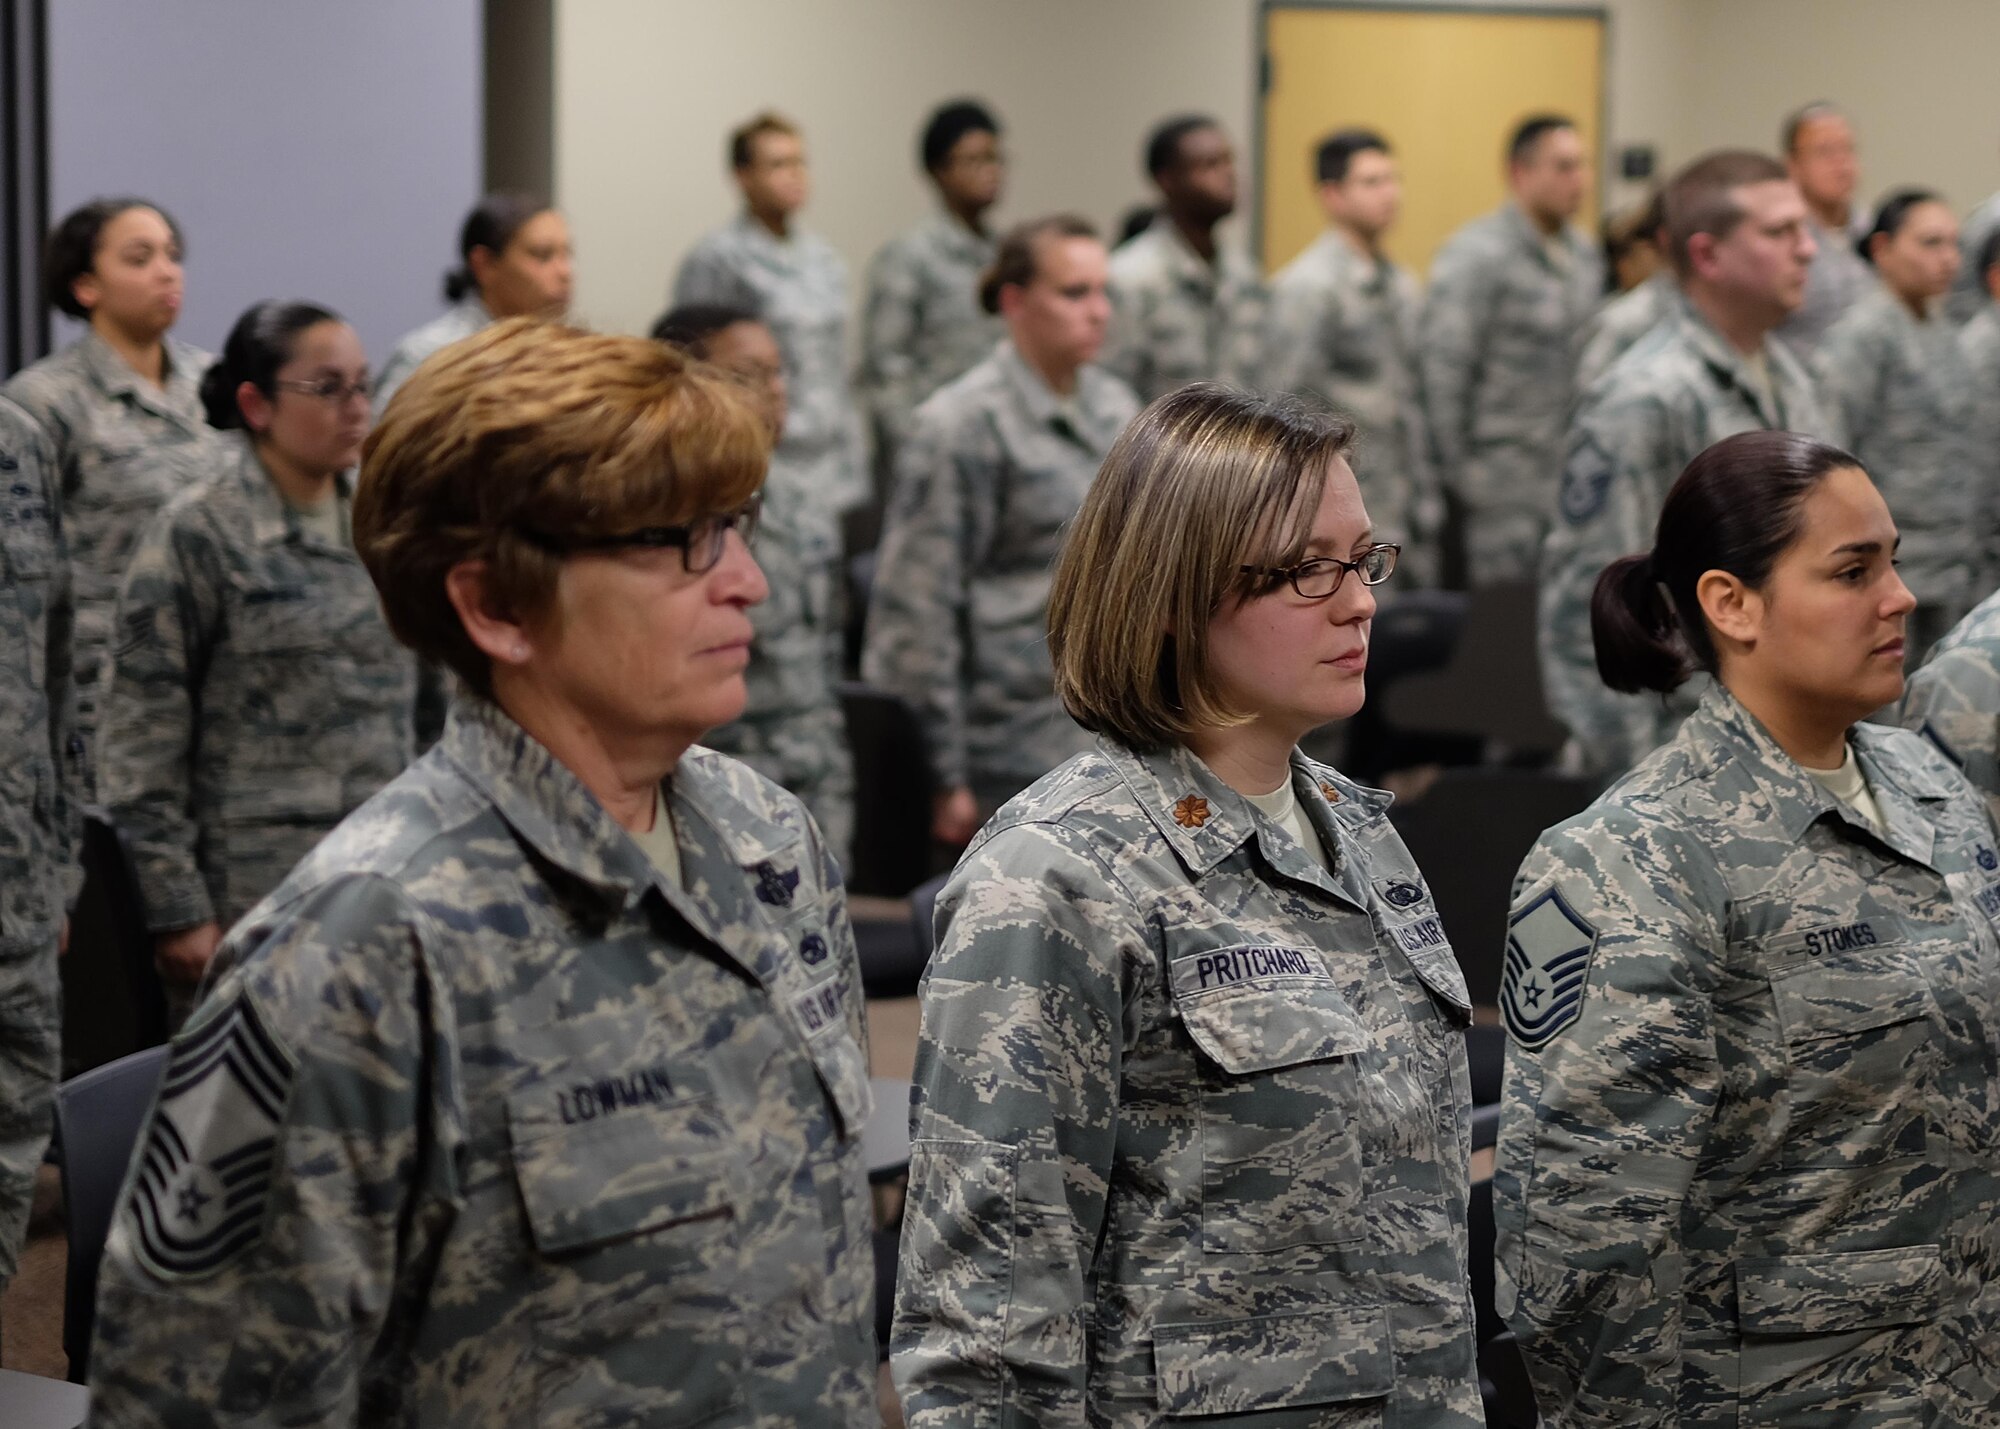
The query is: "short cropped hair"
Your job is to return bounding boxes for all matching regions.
[978,213,1098,315]
[1780,101,1843,157]
[355,318,770,698]
[1048,384,1357,750]
[1663,150,1789,274]
[44,197,182,320]
[730,111,799,170]
[1145,115,1218,180]
[650,303,761,355]
[1508,114,1575,166]
[921,99,1000,173]
[1316,128,1389,185]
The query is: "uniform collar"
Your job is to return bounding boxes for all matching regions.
[927,209,995,261]
[1501,201,1579,267]
[78,329,206,430]
[992,339,1123,448]
[730,210,810,269]
[1669,295,1802,428]
[217,431,353,552]
[1098,736,1388,906]
[1685,684,1946,866]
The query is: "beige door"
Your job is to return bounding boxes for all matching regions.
[1261,5,1605,278]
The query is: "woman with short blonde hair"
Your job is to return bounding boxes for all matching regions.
[88,318,882,1425]
[893,383,1483,1426]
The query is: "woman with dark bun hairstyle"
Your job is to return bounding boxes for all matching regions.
[97,300,417,1021]
[1494,428,2000,1425]
[372,192,573,414]
[1,197,220,776]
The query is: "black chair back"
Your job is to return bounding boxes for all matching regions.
[61,810,167,1076]
[1380,581,1568,755]
[1390,769,1596,1007]
[838,681,938,898]
[52,1044,170,1382]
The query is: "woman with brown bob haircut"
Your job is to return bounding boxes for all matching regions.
[893,383,1483,1425]
[86,318,883,1426]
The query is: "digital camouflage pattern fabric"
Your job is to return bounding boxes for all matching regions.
[372,296,490,417]
[862,341,1139,807]
[97,431,418,938]
[88,695,880,1427]
[1102,222,1268,404]
[0,397,79,1285]
[1496,684,2000,1427]
[893,736,1483,1427]
[2,330,217,781]
[1417,204,1603,584]
[1903,587,2000,827]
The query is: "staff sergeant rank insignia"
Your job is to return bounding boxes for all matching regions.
[128,993,298,1283]
[1502,886,1599,1050]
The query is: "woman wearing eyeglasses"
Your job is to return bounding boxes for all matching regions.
[87,318,880,1426]
[893,384,1484,1427]
[97,300,417,1021]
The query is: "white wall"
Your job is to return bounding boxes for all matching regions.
[45,0,483,363]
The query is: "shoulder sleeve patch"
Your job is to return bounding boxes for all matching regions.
[1501,885,1600,1050]
[128,992,298,1283]
[1558,430,1614,527]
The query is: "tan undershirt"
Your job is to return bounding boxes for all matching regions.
[630,784,682,887]
[1246,777,1333,874]
[1803,744,1886,836]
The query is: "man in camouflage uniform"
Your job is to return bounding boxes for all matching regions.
[1541,152,1831,775]
[1958,229,2000,593]
[0,398,79,1305]
[858,100,1005,487]
[1950,177,2000,324]
[97,431,418,1014]
[1418,115,1602,585]
[675,112,868,520]
[87,691,880,1425]
[1774,103,1872,356]
[654,305,854,868]
[1576,269,1675,391]
[1903,588,2000,824]
[863,219,1139,833]
[3,327,215,783]
[893,740,1483,1426]
[1102,116,1267,403]
[1266,129,1439,582]
[1496,682,2000,1426]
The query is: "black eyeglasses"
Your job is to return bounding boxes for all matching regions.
[1240,543,1400,600]
[274,375,373,404]
[517,498,761,575]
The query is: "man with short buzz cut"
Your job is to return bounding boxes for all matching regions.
[1419,114,1604,586]
[858,99,1007,489]
[1774,101,1871,355]
[1266,128,1438,582]
[673,111,866,523]
[1101,114,1266,403]
[1540,150,1836,775]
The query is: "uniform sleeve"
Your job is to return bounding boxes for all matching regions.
[1537,390,1678,774]
[1902,642,2000,826]
[1416,240,1498,477]
[858,240,927,455]
[45,454,83,905]
[1492,809,1724,1428]
[672,242,758,310]
[1809,319,1883,453]
[859,414,995,789]
[1261,273,1337,402]
[891,822,1140,1428]
[97,509,225,932]
[87,874,457,1428]
[1099,272,1152,400]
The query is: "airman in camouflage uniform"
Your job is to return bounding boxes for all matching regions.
[1815,282,1993,656]
[1103,222,1267,403]
[1540,296,1832,774]
[372,295,489,417]
[892,738,1483,1426]
[1265,231,1438,580]
[675,215,869,518]
[0,398,79,1290]
[1418,203,1603,583]
[1903,588,2000,825]
[858,213,1001,469]
[702,450,854,868]
[861,341,1139,809]
[1574,269,1675,391]
[1496,683,2000,1427]
[2,329,217,777]
[97,430,418,950]
[1947,188,2000,324]
[87,693,880,1426]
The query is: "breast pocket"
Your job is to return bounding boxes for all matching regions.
[509,1090,749,1426]
[1765,943,1940,1169]
[1173,956,1373,1255]
[0,485,57,693]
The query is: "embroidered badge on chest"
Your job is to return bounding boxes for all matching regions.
[1501,886,1599,1050]
[128,994,297,1283]
[754,860,800,907]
